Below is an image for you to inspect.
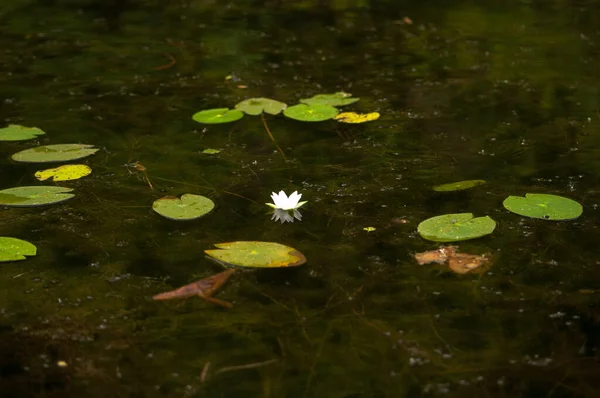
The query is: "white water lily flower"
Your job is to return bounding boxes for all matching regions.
[266,190,307,211]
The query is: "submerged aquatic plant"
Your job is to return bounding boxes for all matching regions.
[153,269,236,308]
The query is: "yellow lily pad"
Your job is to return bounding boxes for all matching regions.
[35,164,92,182]
[334,112,380,124]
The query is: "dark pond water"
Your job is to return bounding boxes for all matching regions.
[2,0,600,396]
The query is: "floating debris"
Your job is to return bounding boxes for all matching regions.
[414,246,489,274]
[414,246,457,265]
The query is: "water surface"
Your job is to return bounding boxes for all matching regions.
[1,1,600,397]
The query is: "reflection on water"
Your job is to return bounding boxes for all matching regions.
[1,0,600,397]
[271,208,303,223]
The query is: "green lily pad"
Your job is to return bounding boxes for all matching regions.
[12,144,99,163]
[192,108,244,124]
[0,186,75,207]
[0,125,46,141]
[205,241,306,268]
[300,92,360,107]
[201,148,221,154]
[235,98,287,115]
[418,213,496,242]
[283,104,339,122]
[152,194,215,220]
[433,180,486,192]
[503,193,583,220]
[0,237,37,262]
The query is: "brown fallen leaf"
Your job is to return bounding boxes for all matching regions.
[414,246,457,265]
[153,269,236,308]
[414,246,490,274]
[448,253,489,274]
[579,289,595,295]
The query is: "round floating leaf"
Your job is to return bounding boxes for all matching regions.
[418,213,496,242]
[235,98,287,115]
[283,104,339,122]
[201,148,221,154]
[152,194,215,220]
[192,108,244,124]
[300,92,360,107]
[334,112,380,124]
[35,164,92,182]
[0,186,75,207]
[205,241,306,268]
[433,180,486,192]
[12,144,99,163]
[0,237,37,262]
[0,125,46,141]
[503,193,583,220]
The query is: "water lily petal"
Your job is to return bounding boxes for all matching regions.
[296,200,307,209]
[288,191,301,207]
[276,191,291,208]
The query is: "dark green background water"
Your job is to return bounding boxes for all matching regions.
[2,0,600,397]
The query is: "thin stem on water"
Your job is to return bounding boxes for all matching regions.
[261,113,287,161]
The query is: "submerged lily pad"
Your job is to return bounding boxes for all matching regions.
[205,241,306,268]
[12,144,99,163]
[235,98,287,115]
[0,125,46,141]
[152,194,215,220]
[433,180,486,192]
[35,164,92,182]
[503,193,583,220]
[300,92,360,107]
[192,108,244,124]
[0,186,75,207]
[0,237,37,262]
[334,112,380,124]
[418,213,496,242]
[283,104,338,122]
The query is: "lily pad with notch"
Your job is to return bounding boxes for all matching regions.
[192,108,244,124]
[0,237,37,262]
[503,193,583,220]
[300,92,359,107]
[152,194,215,220]
[433,180,486,192]
[235,98,287,115]
[0,186,75,207]
[283,104,339,122]
[12,144,99,163]
[205,241,306,268]
[418,213,496,242]
[0,125,46,141]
